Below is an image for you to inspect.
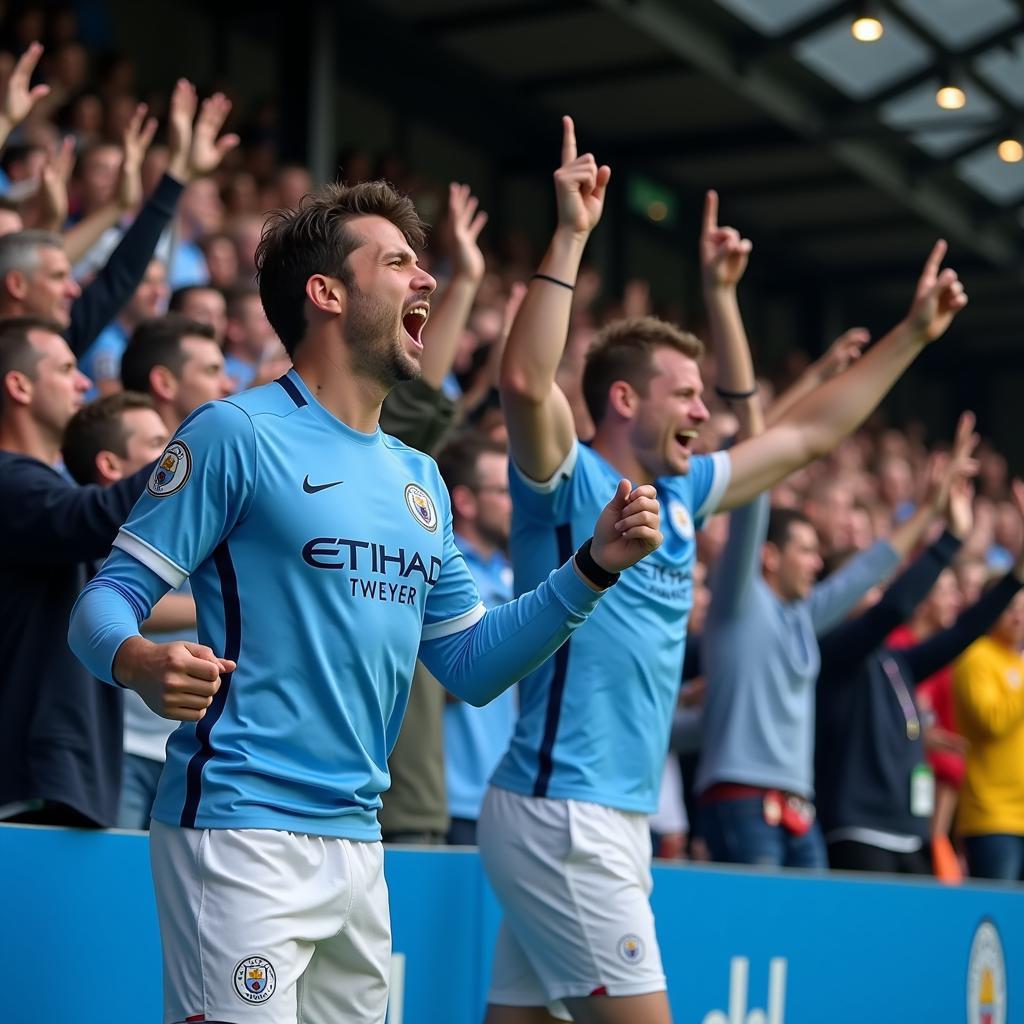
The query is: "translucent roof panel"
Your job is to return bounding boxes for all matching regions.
[880,80,999,156]
[956,146,1024,204]
[975,37,1024,105]
[795,17,932,99]
[714,0,837,37]
[893,0,1018,51]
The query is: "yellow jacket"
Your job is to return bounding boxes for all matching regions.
[954,636,1024,836]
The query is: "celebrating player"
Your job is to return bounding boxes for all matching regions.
[478,116,968,1024]
[68,180,663,1024]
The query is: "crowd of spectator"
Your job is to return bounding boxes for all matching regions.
[1,6,1022,888]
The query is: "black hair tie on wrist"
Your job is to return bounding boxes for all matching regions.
[532,272,575,291]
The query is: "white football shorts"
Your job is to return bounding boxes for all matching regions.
[477,786,666,1015]
[150,821,391,1023]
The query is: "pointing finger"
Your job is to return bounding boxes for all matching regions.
[921,239,947,283]
[561,115,577,166]
[703,189,719,235]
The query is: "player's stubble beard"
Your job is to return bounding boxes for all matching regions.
[344,283,421,389]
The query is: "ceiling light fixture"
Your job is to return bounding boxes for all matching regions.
[851,3,884,43]
[997,137,1023,163]
[936,66,967,110]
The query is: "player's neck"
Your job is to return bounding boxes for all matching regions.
[590,430,654,485]
[292,354,384,434]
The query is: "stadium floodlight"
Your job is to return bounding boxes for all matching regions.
[851,3,884,43]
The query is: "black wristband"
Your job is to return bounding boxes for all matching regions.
[532,272,575,291]
[574,537,621,589]
[715,385,758,400]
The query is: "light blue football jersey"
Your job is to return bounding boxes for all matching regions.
[490,440,730,813]
[110,370,484,839]
[444,537,516,821]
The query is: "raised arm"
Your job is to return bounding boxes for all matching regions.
[699,189,761,438]
[0,42,49,152]
[62,103,157,264]
[809,424,977,635]
[499,115,610,481]
[764,327,869,427]
[68,80,239,355]
[906,479,1024,682]
[722,241,967,509]
[418,182,487,389]
[818,428,978,666]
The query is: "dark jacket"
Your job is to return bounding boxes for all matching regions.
[816,530,1022,840]
[0,453,152,825]
[67,173,184,356]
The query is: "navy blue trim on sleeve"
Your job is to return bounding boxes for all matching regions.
[180,540,242,828]
[532,523,575,798]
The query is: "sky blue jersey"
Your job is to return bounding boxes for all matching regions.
[490,440,730,814]
[69,371,605,840]
[444,536,516,821]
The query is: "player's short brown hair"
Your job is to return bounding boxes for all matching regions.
[256,181,427,356]
[582,316,704,426]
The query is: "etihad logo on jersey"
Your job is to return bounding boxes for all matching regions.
[302,537,441,606]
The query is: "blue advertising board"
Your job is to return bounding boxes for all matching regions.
[2,824,1019,1023]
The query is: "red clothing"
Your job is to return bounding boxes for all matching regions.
[888,625,965,788]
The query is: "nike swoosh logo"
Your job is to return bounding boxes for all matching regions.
[303,475,343,494]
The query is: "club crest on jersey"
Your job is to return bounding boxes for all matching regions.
[668,499,694,540]
[618,934,645,964]
[405,483,438,532]
[147,439,191,498]
[234,956,276,1004]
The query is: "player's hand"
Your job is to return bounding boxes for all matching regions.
[35,135,74,230]
[814,327,870,381]
[114,636,235,721]
[167,79,239,183]
[590,480,662,574]
[190,91,239,176]
[941,411,979,537]
[554,115,611,238]
[0,42,49,132]
[118,101,157,209]
[445,182,488,283]
[699,189,751,291]
[905,240,968,343]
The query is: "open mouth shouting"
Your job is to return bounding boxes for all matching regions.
[402,302,430,350]
[674,428,699,453]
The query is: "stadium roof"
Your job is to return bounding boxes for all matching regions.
[202,0,1023,353]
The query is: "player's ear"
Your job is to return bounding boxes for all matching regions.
[607,380,637,420]
[305,274,344,316]
[762,541,780,575]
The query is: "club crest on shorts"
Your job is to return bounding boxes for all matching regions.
[404,482,438,532]
[147,439,191,498]
[618,934,645,964]
[668,500,694,540]
[234,955,277,1004]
